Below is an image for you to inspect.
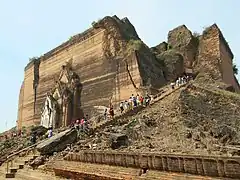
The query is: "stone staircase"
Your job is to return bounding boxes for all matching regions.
[0,153,38,179]
[0,152,63,180]
[93,82,189,132]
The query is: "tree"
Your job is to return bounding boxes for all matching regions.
[233,64,238,75]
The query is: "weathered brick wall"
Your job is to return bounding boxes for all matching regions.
[37,29,106,116]
[17,16,162,130]
[19,29,113,128]
[17,82,24,130]
[219,38,240,92]
[196,24,239,92]
[65,151,240,179]
[20,65,35,128]
[195,25,221,79]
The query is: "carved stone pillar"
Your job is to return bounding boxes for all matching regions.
[62,89,73,127]
[72,87,80,120]
[71,75,82,120]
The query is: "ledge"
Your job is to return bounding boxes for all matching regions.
[24,26,96,71]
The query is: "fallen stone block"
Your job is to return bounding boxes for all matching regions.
[36,128,77,155]
[30,156,45,169]
[10,167,17,173]
[109,133,129,149]
[19,164,24,169]
[5,172,15,178]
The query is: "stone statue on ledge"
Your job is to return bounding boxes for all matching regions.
[40,93,58,129]
[40,62,82,129]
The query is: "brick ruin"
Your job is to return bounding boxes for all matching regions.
[16,15,240,130]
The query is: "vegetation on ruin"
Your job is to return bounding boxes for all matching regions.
[91,18,102,28]
[202,26,211,36]
[167,44,172,50]
[192,31,200,46]
[123,39,145,57]
[233,63,238,75]
[193,32,200,38]
[127,39,143,51]
[29,56,39,62]
[91,21,96,27]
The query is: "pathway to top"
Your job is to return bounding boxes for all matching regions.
[92,81,190,131]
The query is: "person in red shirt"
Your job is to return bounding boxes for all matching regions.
[139,96,144,106]
[80,118,85,130]
[109,103,114,119]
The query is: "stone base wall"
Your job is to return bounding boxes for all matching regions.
[65,151,240,179]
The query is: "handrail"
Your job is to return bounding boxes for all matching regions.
[5,140,43,174]
[7,143,37,160]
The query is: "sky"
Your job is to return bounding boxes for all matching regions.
[0,0,239,133]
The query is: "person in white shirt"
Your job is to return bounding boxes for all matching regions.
[119,102,124,113]
[170,82,175,89]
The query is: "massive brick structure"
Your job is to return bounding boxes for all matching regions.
[154,24,240,91]
[17,15,166,130]
[16,15,239,130]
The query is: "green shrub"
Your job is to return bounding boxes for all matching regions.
[167,44,172,50]
[233,64,238,75]
[193,32,200,38]
[29,56,38,62]
[127,39,143,51]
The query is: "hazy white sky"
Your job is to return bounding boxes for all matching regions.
[0,0,239,133]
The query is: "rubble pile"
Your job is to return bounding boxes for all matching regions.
[70,82,240,156]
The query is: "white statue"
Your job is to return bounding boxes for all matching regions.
[40,93,58,129]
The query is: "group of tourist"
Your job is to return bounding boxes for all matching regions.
[170,75,192,89]
[73,115,90,137]
[119,94,152,114]
[97,93,152,121]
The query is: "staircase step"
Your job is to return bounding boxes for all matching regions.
[15,168,62,180]
[19,164,24,169]
[5,172,15,178]
[10,167,18,173]
[32,155,39,159]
